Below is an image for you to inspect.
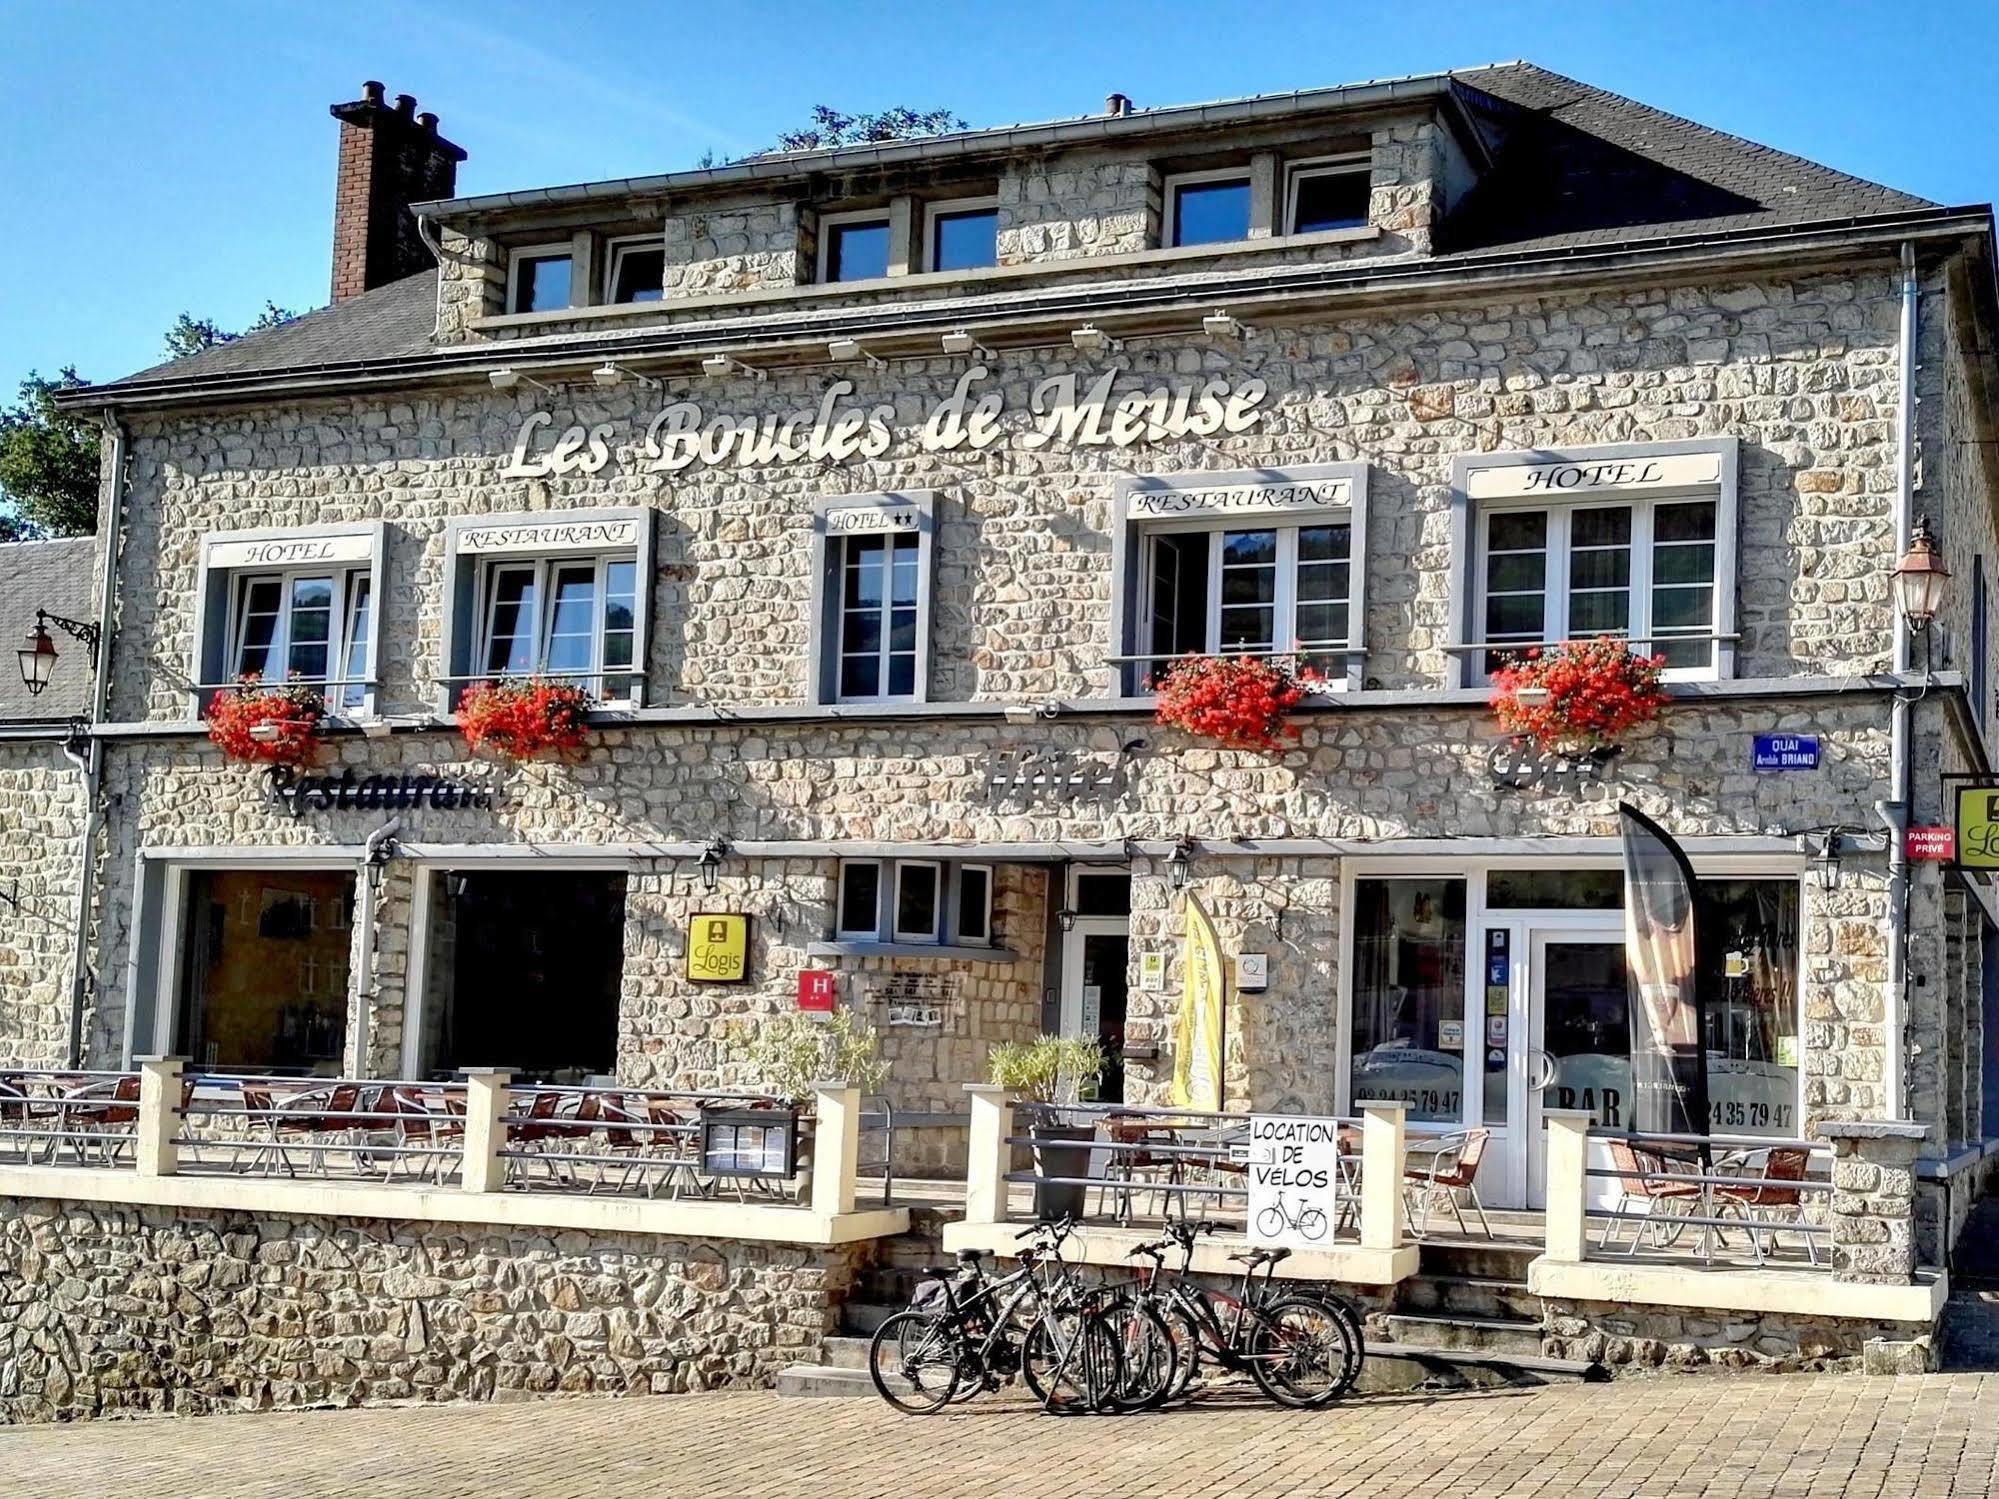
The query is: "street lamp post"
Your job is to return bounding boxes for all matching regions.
[15,609,101,698]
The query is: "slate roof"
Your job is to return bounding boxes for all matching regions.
[75,62,1948,401]
[0,536,97,722]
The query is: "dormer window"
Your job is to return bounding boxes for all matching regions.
[605,236,664,303]
[925,197,998,272]
[1165,170,1251,248]
[508,244,574,314]
[1286,155,1370,234]
[820,210,892,283]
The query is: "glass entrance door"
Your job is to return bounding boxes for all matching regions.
[1061,922,1131,1104]
[1526,932,1630,1208]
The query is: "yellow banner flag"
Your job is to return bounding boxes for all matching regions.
[1171,894,1225,1110]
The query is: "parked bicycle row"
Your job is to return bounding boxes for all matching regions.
[868,1218,1365,1416]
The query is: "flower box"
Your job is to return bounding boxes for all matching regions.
[1489,636,1667,756]
[204,678,326,768]
[1154,653,1324,752]
[455,680,594,761]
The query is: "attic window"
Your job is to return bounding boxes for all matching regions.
[605,238,664,303]
[1286,155,1371,234]
[1165,170,1251,248]
[508,245,574,314]
[819,210,892,283]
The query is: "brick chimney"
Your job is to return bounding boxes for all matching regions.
[328,81,468,303]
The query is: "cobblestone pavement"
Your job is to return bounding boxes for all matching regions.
[3,1375,1998,1498]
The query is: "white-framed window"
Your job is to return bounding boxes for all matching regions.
[194,523,385,717]
[473,555,639,698]
[810,492,936,706]
[604,235,664,303]
[1454,442,1738,686]
[1284,153,1370,235]
[507,242,575,314]
[954,864,993,944]
[817,208,893,283]
[1163,168,1252,248]
[837,861,883,938]
[1113,465,1370,694]
[893,861,943,943]
[924,195,998,272]
[441,508,653,711]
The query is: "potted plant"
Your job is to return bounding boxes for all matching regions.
[455,679,594,761]
[989,1034,1105,1222]
[1489,635,1668,758]
[733,1007,890,1202]
[1153,653,1325,752]
[204,676,326,767]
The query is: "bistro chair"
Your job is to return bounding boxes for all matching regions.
[1713,1146,1818,1266]
[1600,1137,1702,1254]
[1402,1128,1493,1239]
[0,1075,29,1162]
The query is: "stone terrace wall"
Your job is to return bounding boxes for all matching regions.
[1540,1298,1931,1373]
[0,743,89,1068]
[0,1196,865,1424]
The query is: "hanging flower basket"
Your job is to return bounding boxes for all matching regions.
[1153,654,1325,752]
[455,679,594,761]
[205,677,326,768]
[1489,636,1667,756]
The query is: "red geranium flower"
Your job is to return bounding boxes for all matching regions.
[456,679,594,761]
[1489,636,1667,754]
[205,676,326,768]
[1153,654,1325,752]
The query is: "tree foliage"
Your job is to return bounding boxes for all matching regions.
[0,369,100,539]
[756,105,964,157]
[163,301,301,361]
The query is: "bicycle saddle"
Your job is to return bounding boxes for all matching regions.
[1228,1246,1293,1266]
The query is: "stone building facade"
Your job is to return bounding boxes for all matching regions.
[6,62,1998,1249]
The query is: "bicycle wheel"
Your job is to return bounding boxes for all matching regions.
[1317,1292,1367,1396]
[1023,1309,1124,1415]
[867,1310,963,1414]
[1093,1292,1178,1411]
[1245,1295,1353,1408]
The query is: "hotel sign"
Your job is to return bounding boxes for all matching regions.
[824,503,920,535]
[686,913,750,983]
[208,532,375,569]
[1466,452,1723,500]
[503,366,1269,479]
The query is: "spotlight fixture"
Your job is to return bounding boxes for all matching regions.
[488,368,554,393]
[828,337,886,370]
[1070,325,1122,355]
[701,353,766,382]
[592,362,659,389]
[1202,310,1250,341]
[941,330,995,360]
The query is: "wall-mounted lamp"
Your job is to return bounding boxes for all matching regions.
[941,330,995,360]
[701,353,767,383]
[828,337,886,370]
[1070,325,1122,355]
[592,362,659,389]
[17,608,100,698]
[1202,311,1250,341]
[488,368,555,393]
[1805,829,1843,892]
[1057,906,1078,933]
[698,837,729,894]
[1892,516,1950,631]
[1168,835,1194,892]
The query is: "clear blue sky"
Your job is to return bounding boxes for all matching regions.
[1,0,1994,397]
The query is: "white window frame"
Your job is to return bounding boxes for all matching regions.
[816,208,893,284]
[922,195,999,273]
[809,492,937,707]
[602,233,665,304]
[228,567,373,706]
[892,860,945,944]
[953,863,994,944]
[506,241,576,315]
[837,860,884,939]
[1283,152,1371,236]
[830,530,923,704]
[1137,523,1356,670]
[1163,167,1253,249]
[471,553,640,701]
[1451,440,1739,689]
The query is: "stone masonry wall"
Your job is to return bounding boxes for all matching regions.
[0,1195,865,1423]
[1541,1298,1929,1373]
[659,198,804,299]
[0,743,89,1068]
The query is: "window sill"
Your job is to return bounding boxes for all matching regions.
[806,939,1019,962]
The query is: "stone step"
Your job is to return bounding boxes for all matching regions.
[822,1335,873,1371]
[1359,1343,1606,1393]
[1416,1239,1543,1282]
[775,1364,878,1398]
[1393,1274,1541,1321]
[841,1301,902,1336]
[1380,1312,1546,1357]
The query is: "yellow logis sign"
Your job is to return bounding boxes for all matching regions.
[1171,895,1226,1111]
[687,913,749,983]
[1955,785,1999,869]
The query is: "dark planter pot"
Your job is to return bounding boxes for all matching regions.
[1030,1121,1095,1223]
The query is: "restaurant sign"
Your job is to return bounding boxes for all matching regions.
[503,366,1269,479]
[266,765,499,818]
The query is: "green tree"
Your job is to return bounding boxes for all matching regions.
[0,369,100,539]
[162,301,301,360]
[770,105,964,153]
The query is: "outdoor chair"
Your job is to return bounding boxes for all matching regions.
[0,1076,28,1162]
[1713,1146,1819,1266]
[276,1083,369,1177]
[1600,1137,1702,1254]
[1402,1128,1494,1238]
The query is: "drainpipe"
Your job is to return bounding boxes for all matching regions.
[1882,241,1920,1122]
[64,414,126,1067]
[350,816,403,1077]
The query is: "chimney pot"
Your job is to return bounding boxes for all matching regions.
[1105,92,1133,117]
[362,80,384,105]
[395,93,417,116]
[329,84,467,303]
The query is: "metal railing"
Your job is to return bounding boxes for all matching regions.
[1579,1125,1832,1270]
[173,1075,470,1184]
[0,1069,145,1166]
[495,1083,794,1200]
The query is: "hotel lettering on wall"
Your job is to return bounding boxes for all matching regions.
[503,367,1269,478]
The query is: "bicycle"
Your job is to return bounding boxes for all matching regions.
[1104,1219,1363,1408]
[866,1218,1127,1416]
[1254,1190,1330,1243]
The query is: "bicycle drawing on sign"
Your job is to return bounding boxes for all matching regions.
[1254,1190,1329,1243]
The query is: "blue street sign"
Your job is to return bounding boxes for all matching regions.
[1752,733,1820,772]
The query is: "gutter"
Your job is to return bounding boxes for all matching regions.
[66,414,125,1067]
[55,206,1997,415]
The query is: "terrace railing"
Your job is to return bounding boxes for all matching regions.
[0,1069,148,1167]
